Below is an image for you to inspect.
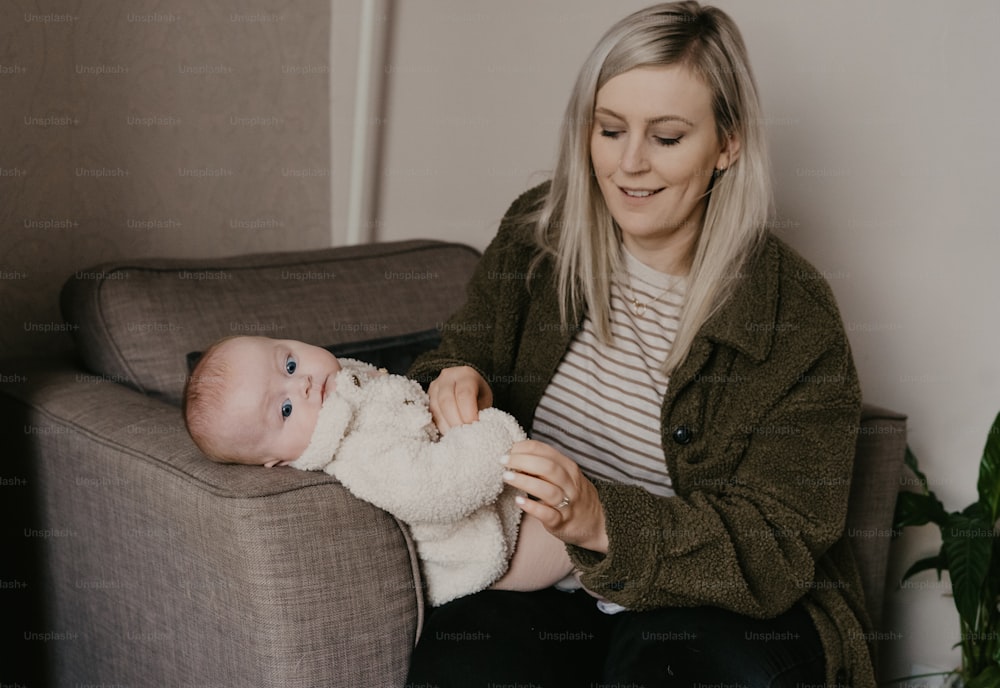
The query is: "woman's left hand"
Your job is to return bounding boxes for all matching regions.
[502,439,608,554]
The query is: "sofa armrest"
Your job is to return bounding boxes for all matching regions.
[2,357,424,687]
[847,402,908,636]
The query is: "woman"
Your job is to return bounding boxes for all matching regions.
[407,2,875,686]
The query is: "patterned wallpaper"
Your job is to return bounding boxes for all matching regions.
[0,1,332,357]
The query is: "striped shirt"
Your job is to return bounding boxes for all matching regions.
[531,247,684,498]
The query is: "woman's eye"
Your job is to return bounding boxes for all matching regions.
[600,129,622,139]
[285,357,296,374]
[281,400,293,420]
[655,136,681,147]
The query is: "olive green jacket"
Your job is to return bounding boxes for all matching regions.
[410,185,875,687]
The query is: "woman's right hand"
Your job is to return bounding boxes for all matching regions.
[427,366,493,434]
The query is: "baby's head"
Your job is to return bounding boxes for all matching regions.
[183,336,342,467]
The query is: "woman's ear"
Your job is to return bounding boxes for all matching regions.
[715,132,741,172]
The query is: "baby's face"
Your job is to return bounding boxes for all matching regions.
[217,337,342,466]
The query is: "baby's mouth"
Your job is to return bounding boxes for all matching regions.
[320,373,338,402]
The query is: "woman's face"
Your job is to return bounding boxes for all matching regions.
[590,64,739,272]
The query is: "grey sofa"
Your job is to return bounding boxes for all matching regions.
[0,239,907,687]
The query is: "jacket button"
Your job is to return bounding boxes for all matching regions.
[672,426,693,445]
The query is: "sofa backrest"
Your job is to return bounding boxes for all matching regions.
[60,240,481,406]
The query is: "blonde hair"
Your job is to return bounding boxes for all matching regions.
[182,336,246,463]
[532,1,772,374]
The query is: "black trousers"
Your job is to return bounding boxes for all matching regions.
[406,587,825,688]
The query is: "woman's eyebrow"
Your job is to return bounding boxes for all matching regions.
[594,106,694,128]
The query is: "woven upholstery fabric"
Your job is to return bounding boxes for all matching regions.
[3,360,423,687]
[60,240,480,405]
[846,403,908,634]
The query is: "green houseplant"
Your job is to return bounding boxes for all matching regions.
[891,411,1000,687]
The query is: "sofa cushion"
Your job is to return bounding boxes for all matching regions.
[61,240,480,406]
[186,328,443,377]
[324,329,441,375]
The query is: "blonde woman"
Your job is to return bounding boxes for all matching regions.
[407,2,874,686]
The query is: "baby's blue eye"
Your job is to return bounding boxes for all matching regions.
[281,400,293,419]
[285,357,296,374]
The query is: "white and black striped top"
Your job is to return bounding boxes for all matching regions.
[531,247,684,498]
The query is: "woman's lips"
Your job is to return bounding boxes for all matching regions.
[619,186,664,203]
[621,187,662,197]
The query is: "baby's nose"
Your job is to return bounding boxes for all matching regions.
[298,374,313,397]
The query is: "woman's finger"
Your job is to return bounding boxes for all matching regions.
[502,469,568,508]
[503,442,573,485]
[428,394,459,434]
[428,366,493,434]
[513,493,570,532]
[453,377,484,425]
[501,439,608,553]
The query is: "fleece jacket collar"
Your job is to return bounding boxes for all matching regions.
[696,238,780,365]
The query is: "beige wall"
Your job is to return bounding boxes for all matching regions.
[372,0,1000,681]
[0,0,332,358]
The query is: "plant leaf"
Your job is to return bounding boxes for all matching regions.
[964,664,1000,688]
[900,553,947,583]
[942,512,994,629]
[904,445,930,493]
[978,410,1000,525]
[894,491,949,530]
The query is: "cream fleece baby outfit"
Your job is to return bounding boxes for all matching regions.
[289,358,524,606]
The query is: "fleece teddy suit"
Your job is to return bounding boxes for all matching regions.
[289,358,525,606]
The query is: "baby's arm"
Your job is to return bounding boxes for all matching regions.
[333,408,525,524]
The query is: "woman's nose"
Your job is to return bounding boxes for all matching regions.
[620,138,650,174]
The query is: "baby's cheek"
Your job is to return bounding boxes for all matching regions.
[293,412,319,455]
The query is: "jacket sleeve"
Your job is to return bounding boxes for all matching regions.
[569,318,862,618]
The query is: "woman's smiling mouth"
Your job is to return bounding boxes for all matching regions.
[620,186,664,199]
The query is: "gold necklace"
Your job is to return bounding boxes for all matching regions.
[622,276,677,316]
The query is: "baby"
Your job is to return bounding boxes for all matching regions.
[183,335,573,605]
